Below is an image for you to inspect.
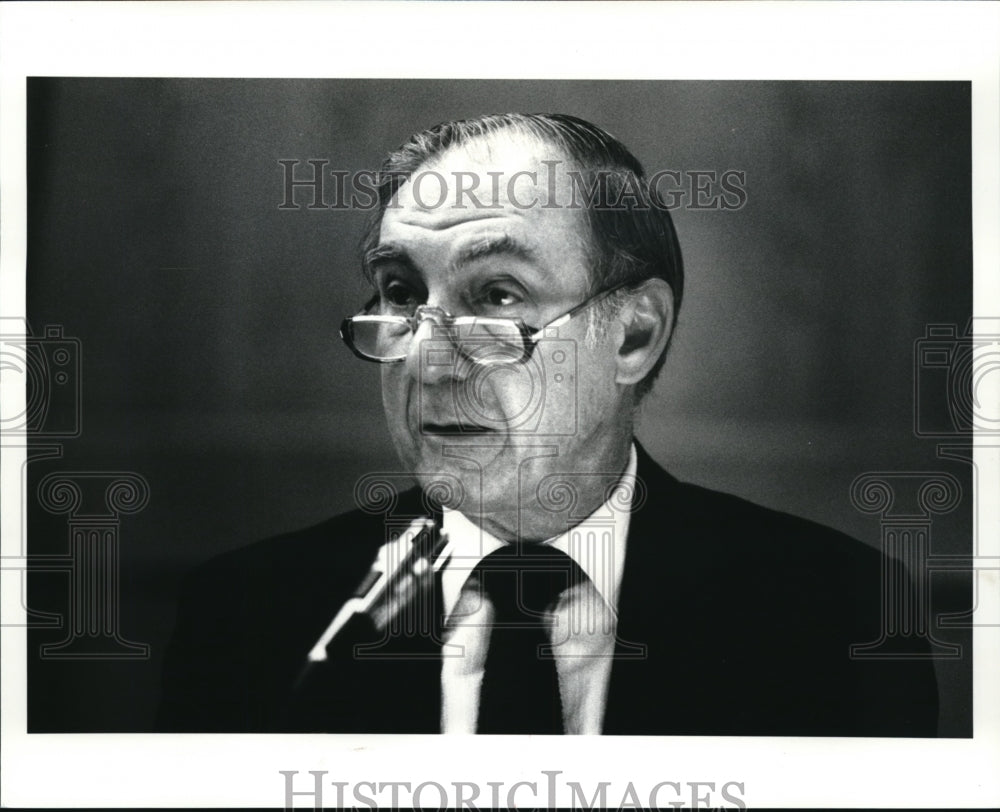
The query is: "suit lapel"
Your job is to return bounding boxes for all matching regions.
[603,442,687,734]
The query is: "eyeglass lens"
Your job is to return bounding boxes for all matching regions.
[350,317,527,363]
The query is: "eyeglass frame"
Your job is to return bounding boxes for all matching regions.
[339,280,638,365]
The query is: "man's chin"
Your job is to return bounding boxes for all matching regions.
[400,440,566,520]
[407,451,513,515]
[405,440,505,474]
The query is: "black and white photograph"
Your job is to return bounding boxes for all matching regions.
[2,3,998,809]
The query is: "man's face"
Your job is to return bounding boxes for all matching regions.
[373,134,633,540]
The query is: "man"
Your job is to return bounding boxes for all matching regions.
[158,113,938,735]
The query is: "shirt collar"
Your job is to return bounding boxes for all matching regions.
[439,443,637,620]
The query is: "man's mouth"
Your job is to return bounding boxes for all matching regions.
[421,421,496,435]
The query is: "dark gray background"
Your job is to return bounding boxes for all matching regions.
[25,79,972,733]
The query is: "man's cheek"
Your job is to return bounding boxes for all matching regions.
[380,372,410,427]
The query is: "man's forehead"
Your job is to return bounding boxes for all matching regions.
[375,131,592,289]
[389,131,577,211]
[427,129,569,174]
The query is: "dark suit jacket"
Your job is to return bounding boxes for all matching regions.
[157,443,939,735]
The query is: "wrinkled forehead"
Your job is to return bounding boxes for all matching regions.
[388,130,586,216]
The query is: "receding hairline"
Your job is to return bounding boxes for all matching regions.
[377,128,598,279]
[387,126,588,204]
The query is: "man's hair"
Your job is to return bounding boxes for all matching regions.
[361,112,684,398]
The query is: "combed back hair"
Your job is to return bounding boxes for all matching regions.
[361,112,684,398]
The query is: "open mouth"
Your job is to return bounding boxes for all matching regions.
[421,422,495,435]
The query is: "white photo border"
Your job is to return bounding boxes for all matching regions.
[1,1,998,808]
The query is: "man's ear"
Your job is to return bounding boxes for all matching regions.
[614,278,674,386]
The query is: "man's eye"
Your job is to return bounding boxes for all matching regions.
[382,283,420,309]
[480,286,522,309]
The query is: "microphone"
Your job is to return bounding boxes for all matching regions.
[282,516,451,731]
[304,517,450,664]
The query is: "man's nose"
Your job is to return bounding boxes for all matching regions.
[404,317,467,386]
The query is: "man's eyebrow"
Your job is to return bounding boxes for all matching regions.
[364,234,538,278]
[452,234,536,267]
[364,244,416,273]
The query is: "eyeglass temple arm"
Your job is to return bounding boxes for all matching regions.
[525,281,637,342]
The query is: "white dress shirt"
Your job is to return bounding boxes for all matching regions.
[438,444,637,734]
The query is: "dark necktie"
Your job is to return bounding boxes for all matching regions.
[475,543,583,734]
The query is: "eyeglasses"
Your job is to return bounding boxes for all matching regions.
[340,282,633,366]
